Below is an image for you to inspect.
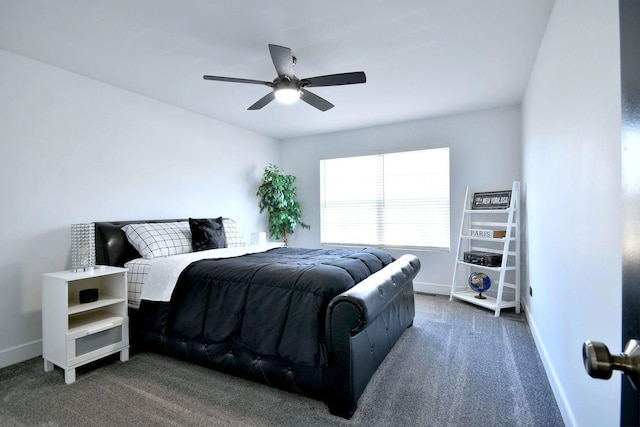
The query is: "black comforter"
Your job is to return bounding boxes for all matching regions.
[137,247,394,367]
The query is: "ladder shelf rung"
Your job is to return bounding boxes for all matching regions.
[450,291,518,309]
[467,247,517,257]
[462,235,516,242]
[464,208,515,214]
[470,221,515,227]
[455,260,516,271]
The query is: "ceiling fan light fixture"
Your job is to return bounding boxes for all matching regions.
[203,44,366,111]
[274,87,301,104]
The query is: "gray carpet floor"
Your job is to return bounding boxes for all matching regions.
[0,294,564,426]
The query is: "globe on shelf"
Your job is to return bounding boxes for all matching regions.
[469,272,491,299]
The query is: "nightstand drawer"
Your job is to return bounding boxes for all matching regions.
[76,325,122,356]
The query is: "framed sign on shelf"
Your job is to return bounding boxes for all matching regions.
[472,190,512,210]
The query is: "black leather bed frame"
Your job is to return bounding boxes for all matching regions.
[94,219,420,419]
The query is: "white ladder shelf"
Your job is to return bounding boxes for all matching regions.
[449,181,520,316]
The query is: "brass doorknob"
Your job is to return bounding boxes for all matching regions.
[583,339,640,390]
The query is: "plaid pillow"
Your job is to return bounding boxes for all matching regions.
[222,218,248,247]
[122,222,192,259]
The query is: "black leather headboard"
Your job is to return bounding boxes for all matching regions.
[94,219,186,267]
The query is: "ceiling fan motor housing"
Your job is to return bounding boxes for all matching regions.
[273,76,300,91]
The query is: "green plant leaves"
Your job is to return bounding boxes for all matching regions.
[256,164,310,245]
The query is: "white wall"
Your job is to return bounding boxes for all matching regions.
[522,1,622,426]
[279,106,521,295]
[0,49,279,367]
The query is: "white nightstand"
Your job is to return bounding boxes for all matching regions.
[41,266,129,383]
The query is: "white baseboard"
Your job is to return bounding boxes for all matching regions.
[413,281,450,295]
[0,340,42,369]
[524,303,576,427]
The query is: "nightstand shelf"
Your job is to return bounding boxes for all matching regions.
[42,266,129,384]
[68,296,126,315]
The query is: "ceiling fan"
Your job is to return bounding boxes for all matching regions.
[203,44,366,112]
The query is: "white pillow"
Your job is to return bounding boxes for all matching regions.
[222,218,248,247]
[122,222,193,259]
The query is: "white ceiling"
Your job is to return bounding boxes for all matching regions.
[0,1,555,140]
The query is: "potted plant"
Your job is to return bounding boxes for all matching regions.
[257,164,310,245]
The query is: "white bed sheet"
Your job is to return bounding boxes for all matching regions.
[124,243,283,307]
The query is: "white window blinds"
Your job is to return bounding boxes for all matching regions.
[320,147,450,250]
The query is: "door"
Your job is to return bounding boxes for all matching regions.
[620,0,640,424]
[583,2,640,425]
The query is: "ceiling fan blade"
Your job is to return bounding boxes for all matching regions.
[302,71,367,87]
[248,92,275,110]
[203,75,272,86]
[268,44,295,77]
[300,88,334,111]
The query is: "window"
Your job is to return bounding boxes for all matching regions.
[320,147,450,250]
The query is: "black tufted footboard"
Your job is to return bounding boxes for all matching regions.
[323,254,419,418]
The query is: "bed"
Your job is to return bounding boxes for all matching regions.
[94,218,420,419]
